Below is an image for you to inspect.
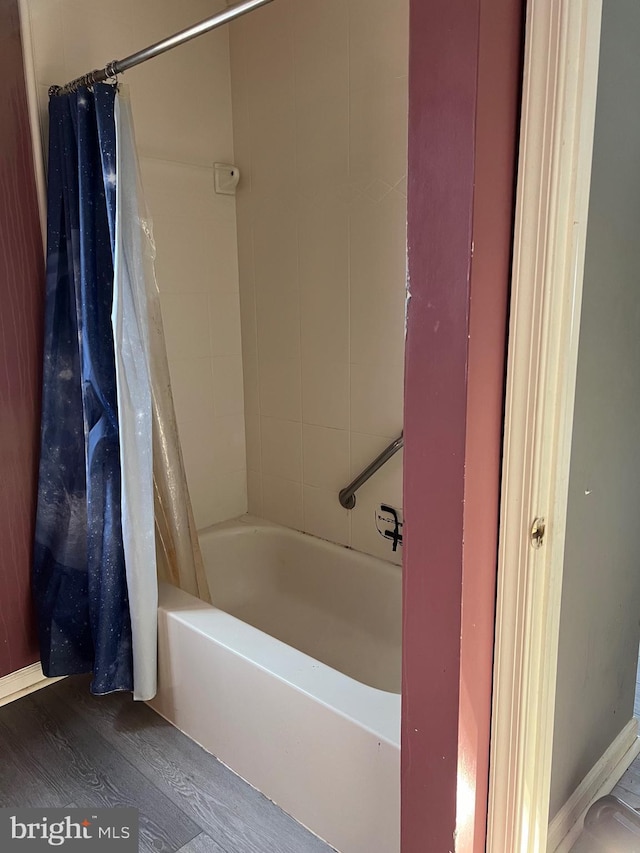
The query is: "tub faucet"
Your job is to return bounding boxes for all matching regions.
[381,504,403,552]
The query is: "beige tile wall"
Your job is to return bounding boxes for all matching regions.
[23,0,247,529]
[229,0,408,563]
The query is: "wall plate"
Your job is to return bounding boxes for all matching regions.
[214,163,240,195]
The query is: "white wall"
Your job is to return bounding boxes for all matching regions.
[229,0,408,564]
[23,0,247,529]
[550,0,640,818]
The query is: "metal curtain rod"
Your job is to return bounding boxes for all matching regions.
[51,0,274,96]
[339,432,404,509]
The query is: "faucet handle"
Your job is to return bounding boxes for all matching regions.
[379,504,403,551]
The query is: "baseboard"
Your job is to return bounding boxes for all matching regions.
[0,662,64,708]
[548,718,640,852]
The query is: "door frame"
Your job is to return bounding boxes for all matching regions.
[403,0,524,850]
[487,1,603,851]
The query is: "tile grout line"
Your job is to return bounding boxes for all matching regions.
[249,222,263,514]
[230,13,260,516]
[291,0,305,534]
[346,0,353,549]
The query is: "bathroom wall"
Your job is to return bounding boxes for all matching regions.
[23,0,247,530]
[401,0,523,848]
[0,0,43,678]
[229,0,408,563]
[550,0,640,819]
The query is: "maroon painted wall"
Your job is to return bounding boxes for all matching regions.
[402,0,478,848]
[0,0,44,677]
[460,1,523,849]
[402,0,523,850]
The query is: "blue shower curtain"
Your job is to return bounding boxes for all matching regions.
[33,84,133,694]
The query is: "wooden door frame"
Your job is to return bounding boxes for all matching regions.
[403,1,523,851]
[487,1,603,850]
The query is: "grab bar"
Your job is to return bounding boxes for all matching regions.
[339,432,404,509]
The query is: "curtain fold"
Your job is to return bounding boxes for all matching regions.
[33,82,208,699]
[117,88,211,606]
[112,89,157,701]
[34,85,132,694]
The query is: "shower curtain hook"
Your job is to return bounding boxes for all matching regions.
[105,60,120,85]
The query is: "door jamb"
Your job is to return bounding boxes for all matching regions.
[486,1,603,850]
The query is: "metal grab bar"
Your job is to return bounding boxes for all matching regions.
[339,432,403,509]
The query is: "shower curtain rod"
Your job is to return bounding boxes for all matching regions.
[50,0,274,96]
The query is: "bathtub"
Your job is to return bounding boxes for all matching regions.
[149,516,401,853]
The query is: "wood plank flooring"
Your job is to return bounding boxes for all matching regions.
[0,675,335,853]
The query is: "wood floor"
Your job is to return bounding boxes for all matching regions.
[0,675,335,853]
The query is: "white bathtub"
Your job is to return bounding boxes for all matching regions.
[149,516,401,853]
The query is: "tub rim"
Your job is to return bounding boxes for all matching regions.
[158,577,401,748]
[198,513,403,574]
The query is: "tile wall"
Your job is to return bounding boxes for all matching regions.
[229,0,408,563]
[23,0,247,529]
